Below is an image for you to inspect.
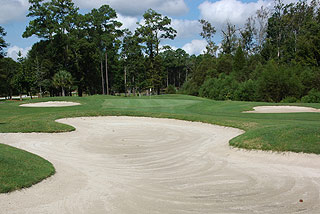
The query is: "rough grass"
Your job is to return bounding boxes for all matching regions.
[0,144,55,193]
[1,94,320,193]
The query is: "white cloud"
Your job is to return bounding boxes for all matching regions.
[7,46,31,61]
[199,0,273,28]
[171,19,201,39]
[74,0,188,16]
[182,40,207,55]
[0,0,29,24]
[159,44,178,52]
[116,14,139,32]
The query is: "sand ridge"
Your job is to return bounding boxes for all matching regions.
[20,101,81,107]
[0,116,320,213]
[244,105,320,113]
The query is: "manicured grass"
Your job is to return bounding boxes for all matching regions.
[0,143,55,193]
[1,94,320,193]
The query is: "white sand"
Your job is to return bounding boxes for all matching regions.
[244,105,320,113]
[20,101,81,107]
[1,117,320,213]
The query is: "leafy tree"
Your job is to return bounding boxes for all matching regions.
[199,74,238,100]
[23,0,78,39]
[166,85,176,94]
[199,19,218,56]
[301,89,320,103]
[192,54,217,87]
[121,31,145,95]
[180,80,199,96]
[53,70,73,96]
[254,6,269,52]
[0,58,19,97]
[136,9,177,58]
[234,79,257,101]
[25,40,56,96]
[256,61,303,102]
[217,54,232,75]
[12,53,37,100]
[86,5,123,95]
[161,48,189,88]
[240,17,255,55]
[160,48,176,88]
[233,46,247,81]
[221,22,238,55]
[135,9,177,93]
[0,26,8,58]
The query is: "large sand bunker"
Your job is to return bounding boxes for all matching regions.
[244,105,320,113]
[1,117,320,213]
[20,101,81,107]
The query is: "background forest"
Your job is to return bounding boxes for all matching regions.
[0,0,320,103]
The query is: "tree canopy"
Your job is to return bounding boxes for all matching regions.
[1,0,320,104]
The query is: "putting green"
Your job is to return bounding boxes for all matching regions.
[102,98,201,108]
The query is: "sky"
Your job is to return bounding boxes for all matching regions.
[0,0,297,60]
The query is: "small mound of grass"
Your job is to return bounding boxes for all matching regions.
[0,144,55,193]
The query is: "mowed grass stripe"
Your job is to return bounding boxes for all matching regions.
[102,98,200,108]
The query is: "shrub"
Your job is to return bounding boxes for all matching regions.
[301,89,320,103]
[199,74,238,100]
[234,79,257,101]
[166,85,176,94]
[281,96,298,103]
[256,61,303,102]
[180,80,199,96]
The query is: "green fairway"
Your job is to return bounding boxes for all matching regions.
[1,94,320,153]
[1,94,320,193]
[0,143,55,193]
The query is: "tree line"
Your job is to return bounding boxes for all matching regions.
[0,0,320,103]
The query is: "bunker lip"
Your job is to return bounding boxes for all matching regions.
[244,105,320,113]
[0,117,320,213]
[20,101,81,107]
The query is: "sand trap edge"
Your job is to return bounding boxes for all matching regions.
[243,105,320,113]
[20,101,81,107]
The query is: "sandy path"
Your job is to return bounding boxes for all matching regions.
[20,101,81,107]
[244,106,320,113]
[1,117,320,213]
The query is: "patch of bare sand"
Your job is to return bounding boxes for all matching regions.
[20,101,80,107]
[244,105,320,113]
[0,117,320,213]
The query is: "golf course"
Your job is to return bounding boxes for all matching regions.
[1,95,320,213]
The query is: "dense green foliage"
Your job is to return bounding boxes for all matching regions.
[0,0,320,103]
[0,26,8,58]
[0,143,55,193]
[181,0,320,103]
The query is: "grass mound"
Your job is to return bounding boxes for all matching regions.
[0,144,55,193]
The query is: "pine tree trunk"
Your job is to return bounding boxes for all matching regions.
[78,87,83,97]
[133,76,136,96]
[39,86,42,98]
[101,57,105,95]
[124,67,127,97]
[105,52,109,95]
